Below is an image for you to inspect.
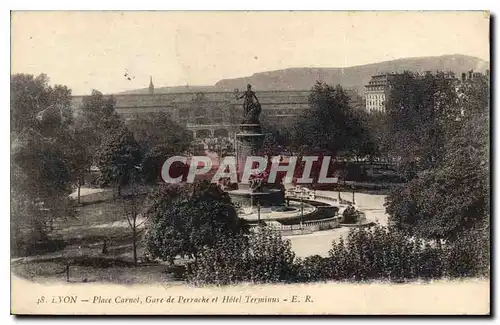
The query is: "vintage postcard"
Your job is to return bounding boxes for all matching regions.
[10,11,490,315]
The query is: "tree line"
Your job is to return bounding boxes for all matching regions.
[10,73,193,255]
[11,70,490,282]
[262,72,489,243]
[148,69,489,283]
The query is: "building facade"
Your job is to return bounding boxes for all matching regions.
[364,73,394,113]
[72,86,364,139]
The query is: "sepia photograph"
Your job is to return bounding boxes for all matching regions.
[9,10,490,315]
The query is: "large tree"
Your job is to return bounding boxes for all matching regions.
[385,74,489,241]
[68,90,125,194]
[143,181,248,264]
[292,82,373,159]
[77,90,122,135]
[126,112,193,184]
[75,90,122,156]
[96,126,142,195]
[65,128,94,204]
[260,120,292,156]
[385,71,459,176]
[11,73,76,253]
[11,73,73,135]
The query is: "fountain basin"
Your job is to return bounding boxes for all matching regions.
[227,188,285,208]
[237,200,317,222]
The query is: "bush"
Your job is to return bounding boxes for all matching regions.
[143,181,248,263]
[342,206,359,224]
[444,229,490,278]
[325,225,488,282]
[185,234,249,286]
[294,255,330,282]
[186,227,296,285]
[247,227,296,283]
[185,225,489,285]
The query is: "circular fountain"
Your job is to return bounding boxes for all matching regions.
[226,86,343,233]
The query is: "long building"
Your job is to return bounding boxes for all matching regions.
[71,82,364,139]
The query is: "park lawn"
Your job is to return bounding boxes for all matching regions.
[18,199,142,257]
[11,257,185,285]
[11,197,173,284]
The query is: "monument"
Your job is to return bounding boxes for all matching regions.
[228,85,285,212]
[235,84,265,174]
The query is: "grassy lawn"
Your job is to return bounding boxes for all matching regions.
[11,197,182,285]
[12,191,389,284]
[17,199,143,256]
[12,257,185,285]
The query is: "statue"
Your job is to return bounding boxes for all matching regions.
[237,84,261,124]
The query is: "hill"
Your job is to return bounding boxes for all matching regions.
[118,54,489,95]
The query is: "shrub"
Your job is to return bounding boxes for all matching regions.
[326,225,488,282]
[247,227,296,283]
[185,225,489,285]
[186,227,296,285]
[444,229,490,278]
[342,206,359,224]
[294,255,330,282]
[185,234,249,286]
[143,181,248,263]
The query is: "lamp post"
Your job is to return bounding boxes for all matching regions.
[351,183,356,205]
[257,200,261,226]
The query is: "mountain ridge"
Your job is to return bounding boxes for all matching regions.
[118,54,489,95]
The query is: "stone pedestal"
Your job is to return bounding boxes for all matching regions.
[228,122,285,209]
[236,123,265,180]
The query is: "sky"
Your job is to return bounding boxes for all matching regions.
[11,11,490,95]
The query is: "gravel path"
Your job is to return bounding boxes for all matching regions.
[287,191,388,258]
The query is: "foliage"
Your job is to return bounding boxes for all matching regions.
[385,76,489,241]
[342,206,360,224]
[327,226,488,281]
[126,112,193,183]
[186,227,296,285]
[11,73,73,135]
[185,233,250,285]
[294,255,331,282]
[260,121,292,155]
[11,73,76,254]
[385,71,459,174]
[292,82,374,159]
[185,224,488,285]
[95,127,142,193]
[357,111,392,161]
[12,133,73,201]
[246,226,296,283]
[65,127,94,203]
[50,89,124,199]
[77,90,122,141]
[143,181,248,263]
[75,90,123,167]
